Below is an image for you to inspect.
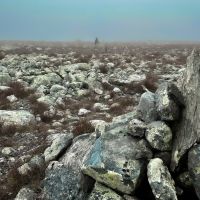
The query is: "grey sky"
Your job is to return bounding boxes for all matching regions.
[0,0,200,41]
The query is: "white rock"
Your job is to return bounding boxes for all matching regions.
[78,108,91,116]
[7,95,18,103]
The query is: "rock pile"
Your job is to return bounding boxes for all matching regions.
[41,50,200,199]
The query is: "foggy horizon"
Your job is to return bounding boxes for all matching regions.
[1,0,200,42]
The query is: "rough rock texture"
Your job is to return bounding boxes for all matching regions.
[188,144,200,199]
[43,133,96,200]
[88,182,123,200]
[171,50,200,170]
[145,121,172,151]
[15,187,37,200]
[147,158,177,200]
[82,124,152,194]
[44,133,73,162]
[128,119,146,138]
[137,91,158,123]
[0,110,36,126]
[155,82,180,121]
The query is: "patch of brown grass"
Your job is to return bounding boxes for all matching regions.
[8,81,35,99]
[72,119,95,137]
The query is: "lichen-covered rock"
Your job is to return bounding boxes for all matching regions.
[137,91,158,123]
[177,171,192,189]
[128,119,146,138]
[0,72,11,86]
[155,82,180,121]
[188,144,200,199]
[88,182,123,200]
[147,158,177,200]
[15,187,37,200]
[0,110,36,126]
[44,133,73,162]
[43,133,97,200]
[32,73,62,88]
[82,128,152,194]
[145,121,172,151]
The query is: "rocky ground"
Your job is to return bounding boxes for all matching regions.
[0,42,200,199]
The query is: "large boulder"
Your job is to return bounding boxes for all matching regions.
[145,121,172,151]
[171,50,200,170]
[82,125,152,194]
[137,91,158,123]
[188,144,200,199]
[0,110,36,127]
[43,133,97,200]
[147,158,177,200]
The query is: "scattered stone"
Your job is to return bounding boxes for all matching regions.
[2,147,16,156]
[0,110,36,126]
[147,158,177,200]
[145,121,172,151]
[7,94,18,103]
[78,108,91,116]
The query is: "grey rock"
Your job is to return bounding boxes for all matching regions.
[147,158,177,200]
[15,187,37,200]
[88,182,123,200]
[44,133,73,162]
[188,144,200,199]
[2,147,16,156]
[128,119,146,138]
[137,91,158,123]
[177,171,192,189]
[155,82,180,121]
[32,73,62,88]
[0,73,11,86]
[145,121,172,151]
[0,110,36,127]
[82,127,150,194]
[43,133,97,200]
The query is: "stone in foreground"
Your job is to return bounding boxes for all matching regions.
[147,158,177,200]
[188,144,200,199]
[43,133,97,200]
[137,91,157,123]
[44,133,73,162]
[145,121,172,151]
[88,182,123,200]
[15,187,37,200]
[82,129,151,194]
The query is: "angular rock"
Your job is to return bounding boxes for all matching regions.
[137,91,158,123]
[88,182,123,200]
[188,144,200,199]
[147,158,177,200]
[128,119,146,138]
[171,50,200,170]
[44,133,73,162]
[155,82,180,121]
[0,110,36,126]
[43,133,97,200]
[145,121,172,151]
[82,128,151,194]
